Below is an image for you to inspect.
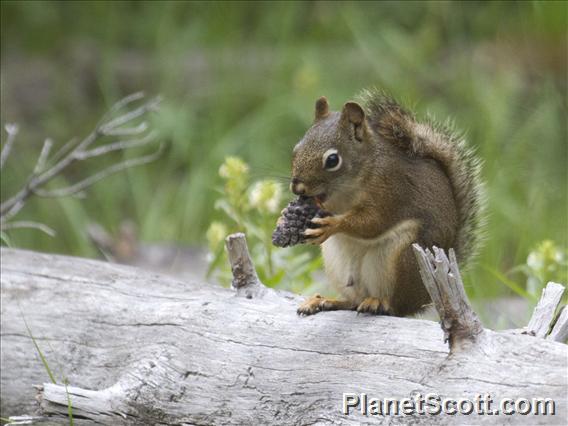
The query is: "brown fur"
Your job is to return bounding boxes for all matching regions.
[292,91,484,317]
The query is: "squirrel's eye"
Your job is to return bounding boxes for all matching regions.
[326,154,339,168]
[323,149,342,171]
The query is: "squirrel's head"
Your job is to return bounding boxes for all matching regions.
[291,96,372,213]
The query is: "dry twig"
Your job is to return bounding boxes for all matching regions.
[0,93,163,235]
[0,123,19,169]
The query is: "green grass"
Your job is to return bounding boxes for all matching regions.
[1,1,566,305]
[21,310,74,425]
[21,313,57,384]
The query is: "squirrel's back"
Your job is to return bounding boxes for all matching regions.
[360,89,486,266]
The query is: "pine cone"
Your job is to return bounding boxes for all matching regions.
[272,196,329,247]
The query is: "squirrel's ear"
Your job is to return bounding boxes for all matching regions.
[314,96,330,121]
[342,102,365,125]
[342,102,366,141]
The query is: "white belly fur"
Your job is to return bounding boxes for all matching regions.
[321,219,419,305]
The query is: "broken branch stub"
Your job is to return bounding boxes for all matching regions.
[225,232,266,298]
[547,305,568,343]
[412,244,484,353]
[526,281,565,338]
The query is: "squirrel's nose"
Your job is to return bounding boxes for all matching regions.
[290,178,306,195]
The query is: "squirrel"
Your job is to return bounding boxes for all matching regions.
[292,90,485,317]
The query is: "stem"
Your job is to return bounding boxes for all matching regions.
[265,217,274,276]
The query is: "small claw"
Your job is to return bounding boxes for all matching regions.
[310,215,339,228]
[297,294,323,315]
[297,305,320,316]
[356,297,392,315]
[302,228,327,245]
[303,228,323,238]
[310,216,327,226]
[303,229,325,245]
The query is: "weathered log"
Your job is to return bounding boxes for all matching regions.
[1,246,567,425]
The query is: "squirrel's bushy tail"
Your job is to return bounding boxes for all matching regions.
[360,89,487,266]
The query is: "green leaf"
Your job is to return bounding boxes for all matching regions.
[263,269,286,286]
[0,231,12,247]
[242,221,263,240]
[214,199,241,225]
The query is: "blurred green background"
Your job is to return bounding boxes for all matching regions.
[1,1,566,318]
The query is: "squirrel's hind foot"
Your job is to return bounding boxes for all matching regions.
[297,294,356,316]
[356,297,393,316]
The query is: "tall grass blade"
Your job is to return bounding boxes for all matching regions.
[482,264,537,302]
[21,313,56,384]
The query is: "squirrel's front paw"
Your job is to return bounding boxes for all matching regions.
[356,297,393,315]
[303,216,340,245]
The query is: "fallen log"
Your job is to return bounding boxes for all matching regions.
[1,237,566,425]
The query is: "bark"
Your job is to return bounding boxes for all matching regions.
[1,246,567,425]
